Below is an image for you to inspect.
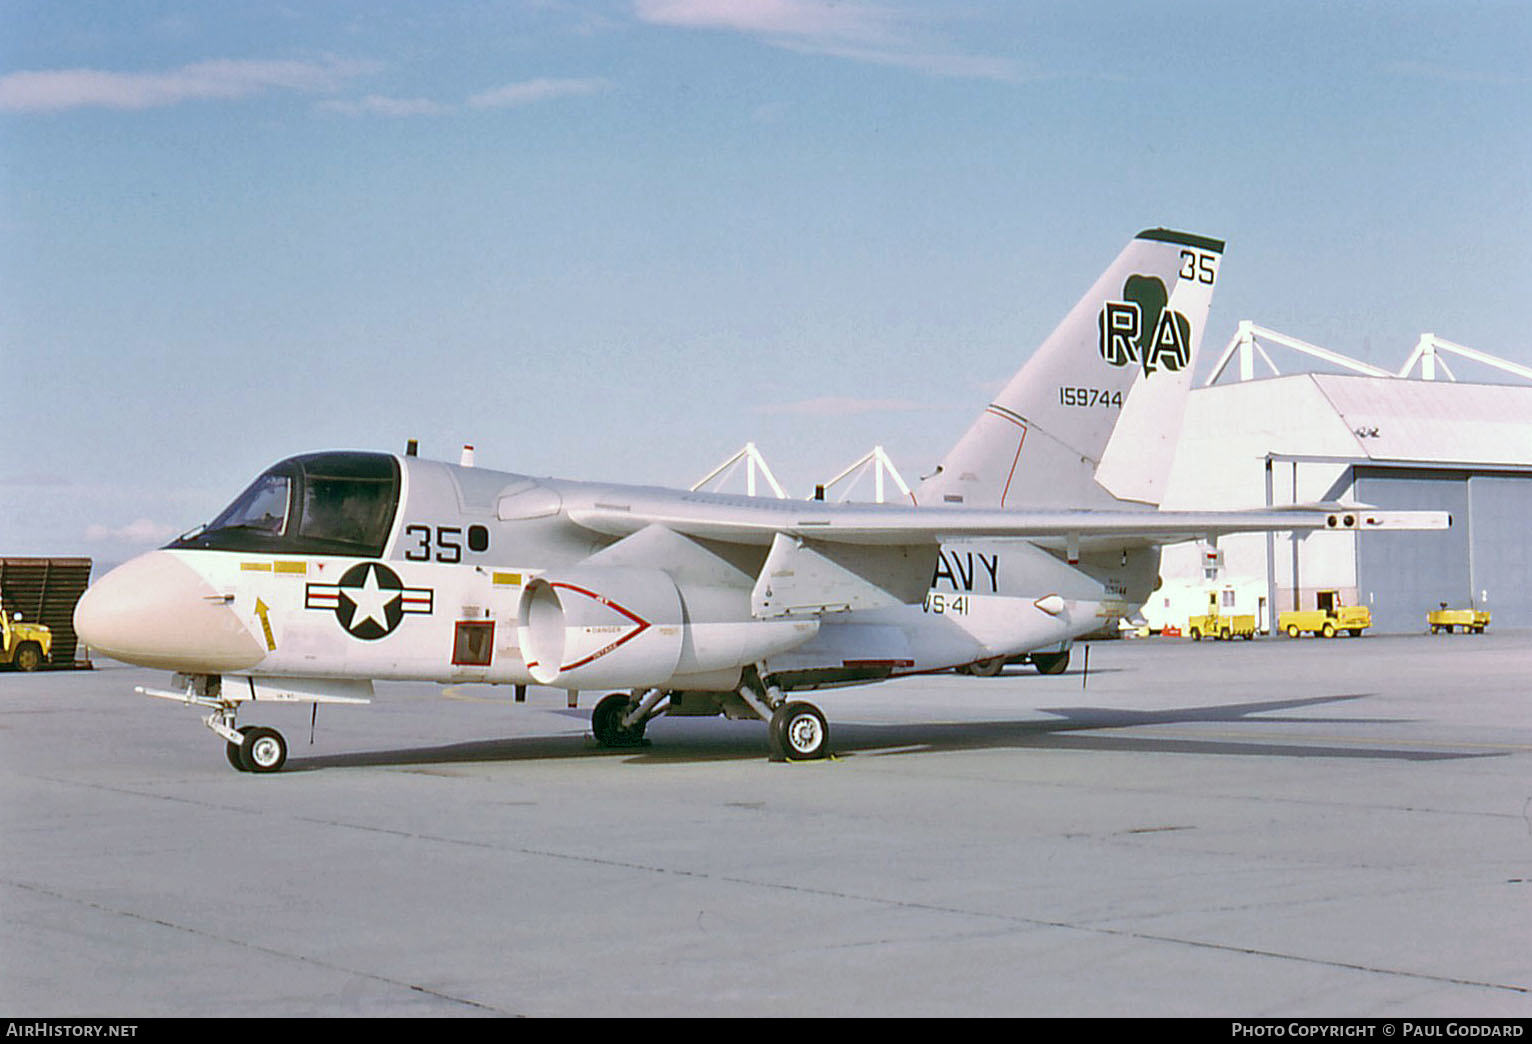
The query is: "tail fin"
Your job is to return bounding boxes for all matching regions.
[916,228,1223,510]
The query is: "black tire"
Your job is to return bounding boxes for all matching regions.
[1190,628,1202,642]
[226,725,254,771]
[238,727,287,774]
[592,692,646,748]
[13,643,42,672]
[1031,650,1070,675]
[770,701,829,761]
[968,657,1005,678]
[1219,628,1231,641]
[1321,622,1337,639]
[1286,624,1300,639]
[1347,628,1363,638]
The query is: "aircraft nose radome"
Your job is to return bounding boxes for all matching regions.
[74,552,266,672]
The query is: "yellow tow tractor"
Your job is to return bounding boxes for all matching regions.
[1278,589,1370,639]
[1187,592,1256,641]
[0,610,52,671]
[1428,604,1490,634]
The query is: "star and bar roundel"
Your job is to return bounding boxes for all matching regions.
[306,562,433,640]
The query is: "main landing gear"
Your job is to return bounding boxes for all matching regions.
[589,676,831,762]
[591,691,652,748]
[768,701,828,761]
[955,648,1070,677]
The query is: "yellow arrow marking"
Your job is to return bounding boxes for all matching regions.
[254,598,277,652]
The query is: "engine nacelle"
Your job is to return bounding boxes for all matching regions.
[518,567,819,690]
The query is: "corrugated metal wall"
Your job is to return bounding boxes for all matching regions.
[0,558,94,667]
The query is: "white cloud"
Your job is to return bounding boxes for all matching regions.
[636,0,898,44]
[84,519,181,545]
[467,77,613,109]
[312,77,614,118]
[0,56,376,113]
[634,0,1021,81]
[317,94,452,117]
[773,39,1021,82]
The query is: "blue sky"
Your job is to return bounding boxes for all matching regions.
[3,1,1528,560]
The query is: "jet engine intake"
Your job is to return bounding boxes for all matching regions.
[518,566,820,691]
[518,567,684,689]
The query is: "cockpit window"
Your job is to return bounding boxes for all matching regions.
[298,471,395,549]
[169,452,400,557]
[206,471,292,537]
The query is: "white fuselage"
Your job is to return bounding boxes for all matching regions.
[75,454,1147,693]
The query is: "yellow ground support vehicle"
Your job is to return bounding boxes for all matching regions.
[1278,590,1370,639]
[1428,605,1490,634]
[0,610,52,671]
[1187,594,1256,641]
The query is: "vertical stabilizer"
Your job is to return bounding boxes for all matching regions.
[916,228,1223,509]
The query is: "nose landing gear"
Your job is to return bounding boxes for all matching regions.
[225,725,288,773]
[139,675,291,774]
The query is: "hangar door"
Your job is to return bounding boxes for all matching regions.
[1463,474,1532,628]
[1354,467,1532,632]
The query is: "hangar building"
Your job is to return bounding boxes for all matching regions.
[1153,328,1532,634]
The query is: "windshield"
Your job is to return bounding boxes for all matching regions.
[207,471,292,537]
[169,452,400,557]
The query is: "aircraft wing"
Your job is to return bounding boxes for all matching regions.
[565,494,1450,549]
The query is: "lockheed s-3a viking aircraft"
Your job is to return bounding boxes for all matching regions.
[74,229,1447,772]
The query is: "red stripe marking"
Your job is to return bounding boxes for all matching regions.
[548,582,652,673]
[984,405,1027,428]
[998,424,1027,509]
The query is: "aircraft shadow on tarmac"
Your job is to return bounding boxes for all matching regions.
[283,691,1494,772]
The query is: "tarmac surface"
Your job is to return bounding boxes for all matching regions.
[2,631,1530,1017]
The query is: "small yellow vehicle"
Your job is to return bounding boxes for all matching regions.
[1428,604,1490,634]
[0,610,52,671]
[1188,592,1256,641]
[1278,590,1370,638]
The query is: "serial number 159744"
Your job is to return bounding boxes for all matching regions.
[1059,387,1123,408]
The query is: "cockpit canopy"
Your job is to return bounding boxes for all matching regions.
[168,452,400,557]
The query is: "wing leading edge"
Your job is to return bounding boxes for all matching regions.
[565,494,1450,549]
